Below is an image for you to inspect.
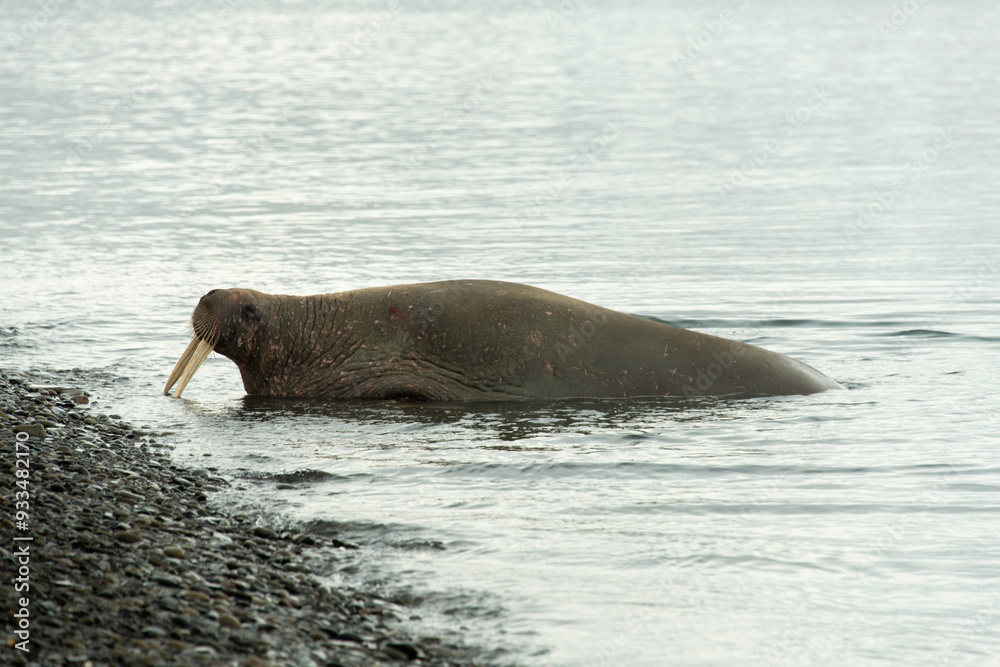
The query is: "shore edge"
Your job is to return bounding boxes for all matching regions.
[1,369,500,666]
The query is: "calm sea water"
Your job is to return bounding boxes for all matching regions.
[3,1,999,664]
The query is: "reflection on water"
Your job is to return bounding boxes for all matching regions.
[236,393,773,440]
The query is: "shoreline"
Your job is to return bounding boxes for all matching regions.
[1,369,499,666]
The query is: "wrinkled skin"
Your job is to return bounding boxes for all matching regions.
[165,280,842,400]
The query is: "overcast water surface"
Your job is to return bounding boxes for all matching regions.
[2,1,999,665]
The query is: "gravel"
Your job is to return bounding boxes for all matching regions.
[1,369,502,666]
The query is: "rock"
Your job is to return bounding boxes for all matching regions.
[164,546,186,559]
[113,531,143,544]
[385,642,421,660]
[218,614,242,629]
[383,645,413,661]
[14,423,46,439]
[116,490,144,504]
[64,638,87,651]
[153,573,184,587]
[71,395,90,404]
[252,526,279,540]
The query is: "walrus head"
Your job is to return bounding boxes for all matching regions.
[164,288,271,398]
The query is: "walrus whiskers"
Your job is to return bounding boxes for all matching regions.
[164,337,215,398]
[192,308,219,343]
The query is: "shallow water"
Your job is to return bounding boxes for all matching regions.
[2,1,1000,664]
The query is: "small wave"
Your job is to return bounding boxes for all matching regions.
[882,329,1000,342]
[884,329,958,337]
[434,461,921,481]
[300,519,450,552]
[0,325,30,349]
[238,468,341,484]
[575,501,1000,518]
[677,553,837,574]
[641,316,911,330]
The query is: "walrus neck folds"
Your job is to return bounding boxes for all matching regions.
[239,294,360,398]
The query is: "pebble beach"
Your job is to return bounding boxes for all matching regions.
[1,369,497,667]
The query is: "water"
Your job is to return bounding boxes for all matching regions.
[2,1,999,664]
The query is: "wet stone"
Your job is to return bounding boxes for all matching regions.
[153,573,184,587]
[385,642,421,660]
[218,613,242,629]
[252,526,279,540]
[14,422,46,439]
[383,645,414,661]
[113,531,143,544]
[117,490,144,504]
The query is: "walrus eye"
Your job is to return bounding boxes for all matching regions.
[242,303,262,322]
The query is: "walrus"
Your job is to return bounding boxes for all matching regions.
[164,280,841,401]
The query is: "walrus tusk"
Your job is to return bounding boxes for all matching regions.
[164,337,215,398]
[164,337,200,394]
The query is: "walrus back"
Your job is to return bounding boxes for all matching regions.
[337,280,840,400]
